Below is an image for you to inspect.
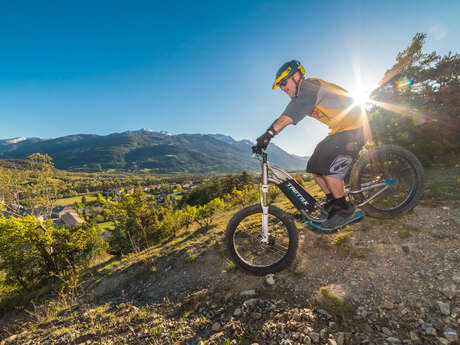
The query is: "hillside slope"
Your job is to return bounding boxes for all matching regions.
[1,166,459,345]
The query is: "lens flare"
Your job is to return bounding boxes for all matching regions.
[396,77,414,91]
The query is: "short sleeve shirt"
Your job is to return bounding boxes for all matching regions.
[282,78,364,135]
[283,79,321,125]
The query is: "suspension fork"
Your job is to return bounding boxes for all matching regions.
[260,154,269,243]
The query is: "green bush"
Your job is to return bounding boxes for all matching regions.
[0,216,104,290]
[100,190,183,255]
[194,198,225,229]
[229,186,258,207]
[180,172,255,207]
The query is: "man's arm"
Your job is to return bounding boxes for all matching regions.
[268,115,294,135]
[253,115,294,153]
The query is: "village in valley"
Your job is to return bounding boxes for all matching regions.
[0,168,199,229]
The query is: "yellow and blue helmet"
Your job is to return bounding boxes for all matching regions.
[272,60,306,90]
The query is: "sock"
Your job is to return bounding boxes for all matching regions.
[326,193,334,201]
[333,196,349,209]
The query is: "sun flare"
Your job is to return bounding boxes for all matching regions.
[350,89,371,106]
[349,83,378,106]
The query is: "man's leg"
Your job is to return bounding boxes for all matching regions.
[323,175,345,198]
[312,173,331,194]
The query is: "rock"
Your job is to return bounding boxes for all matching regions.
[240,289,256,296]
[303,335,312,345]
[280,340,292,345]
[320,328,327,339]
[383,301,394,309]
[233,307,242,317]
[350,280,359,286]
[243,298,258,308]
[317,309,331,318]
[441,282,457,299]
[437,337,449,345]
[336,332,345,345]
[425,327,437,336]
[437,301,450,315]
[453,272,460,283]
[211,322,220,331]
[3,335,18,344]
[328,338,337,345]
[444,329,458,342]
[251,312,262,320]
[310,332,320,343]
[382,327,392,336]
[386,337,401,344]
[409,331,419,341]
[264,274,276,286]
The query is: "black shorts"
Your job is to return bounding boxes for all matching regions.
[306,128,365,180]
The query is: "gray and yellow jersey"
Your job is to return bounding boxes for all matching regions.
[282,78,366,135]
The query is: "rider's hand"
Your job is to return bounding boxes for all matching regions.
[252,145,262,154]
[254,130,274,153]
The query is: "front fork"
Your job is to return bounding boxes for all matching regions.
[260,159,269,243]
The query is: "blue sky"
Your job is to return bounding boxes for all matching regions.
[1,1,459,155]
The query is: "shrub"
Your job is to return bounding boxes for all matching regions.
[195,198,225,229]
[268,185,281,203]
[100,190,185,254]
[230,186,258,207]
[100,190,158,255]
[180,172,255,207]
[0,216,104,290]
[176,205,198,229]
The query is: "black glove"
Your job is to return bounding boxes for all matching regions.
[252,130,274,154]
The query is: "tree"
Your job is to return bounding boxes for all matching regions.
[0,166,26,216]
[0,153,63,218]
[370,33,460,164]
[99,190,156,254]
[0,216,103,290]
[194,198,225,229]
[176,205,197,229]
[230,186,258,207]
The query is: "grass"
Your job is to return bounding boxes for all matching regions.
[96,221,114,232]
[333,231,353,246]
[317,286,354,321]
[54,194,98,206]
[290,258,305,277]
[422,164,460,204]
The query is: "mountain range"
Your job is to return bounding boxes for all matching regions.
[0,130,309,174]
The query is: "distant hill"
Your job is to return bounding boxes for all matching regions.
[0,130,309,174]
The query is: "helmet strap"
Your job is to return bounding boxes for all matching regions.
[293,75,304,98]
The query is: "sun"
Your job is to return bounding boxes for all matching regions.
[349,86,373,106]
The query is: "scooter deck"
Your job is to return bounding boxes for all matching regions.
[305,210,365,233]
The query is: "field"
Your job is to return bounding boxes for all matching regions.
[54,194,98,206]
